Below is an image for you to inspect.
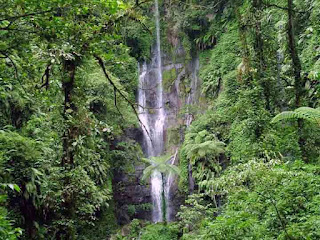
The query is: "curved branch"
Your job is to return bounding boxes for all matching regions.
[0,9,54,22]
[94,55,152,141]
[36,63,52,90]
[0,51,26,92]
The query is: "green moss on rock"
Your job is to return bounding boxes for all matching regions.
[166,126,181,150]
[162,68,177,91]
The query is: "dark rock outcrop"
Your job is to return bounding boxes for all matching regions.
[113,165,152,224]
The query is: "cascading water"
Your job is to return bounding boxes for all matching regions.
[137,0,169,222]
[164,148,178,221]
[138,0,200,222]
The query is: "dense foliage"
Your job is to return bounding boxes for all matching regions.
[0,0,149,239]
[173,0,320,239]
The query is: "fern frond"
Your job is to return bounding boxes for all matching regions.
[142,165,157,181]
[271,107,320,126]
[141,153,180,181]
[271,111,301,123]
[295,107,320,124]
[186,140,225,162]
[163,164,181,176]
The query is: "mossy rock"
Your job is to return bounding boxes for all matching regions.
[148,109,156,114]
[166,126,181,148]
[162,68,177,91]
[127,205,136,217]
[185,86,191,93]
[178,76,191,98]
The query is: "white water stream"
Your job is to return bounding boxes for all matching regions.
[138,0,199,222]
[137,0,168,222]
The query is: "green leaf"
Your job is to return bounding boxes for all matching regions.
[13,184,21,192]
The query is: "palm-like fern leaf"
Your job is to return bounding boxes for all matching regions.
[141,165,157,181]
[141,154,180,181]
[271,107,320,126]
[186,140,225,163]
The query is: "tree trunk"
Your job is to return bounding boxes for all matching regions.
[161,173,167,223]
[287,0,306,159]
[236,8,252,87]
[61,59,77,167]
[287,0,304,109]
[58,58,78,240]
[252,0,271,111]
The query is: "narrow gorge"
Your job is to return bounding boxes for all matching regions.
[113,0,202,224]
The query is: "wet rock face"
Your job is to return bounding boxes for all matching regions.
[113,165,152,224]
[113,45,200,224]
[161,51,200,130]
[167,177,185,221]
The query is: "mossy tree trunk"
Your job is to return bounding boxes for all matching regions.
[287,0,306,160]
[252,0,271,112]
[57,57,78,240]
[161,173,167,223]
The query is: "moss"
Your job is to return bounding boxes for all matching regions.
[136,203,153,211]
[181,33,192,61]
[127,203,153,218]
[162,68,177,91]
[127,205,136,217]
[148,109,156,114]
[166,126,181,150]
[178,75,190,100]
[178,148,189,194]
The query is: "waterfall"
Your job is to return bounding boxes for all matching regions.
[137,0,171,223]
[164,148,178,221]
[154,0,165,158]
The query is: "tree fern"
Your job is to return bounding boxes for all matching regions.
[271,107,320,126]
[186,140,225,163]
[141,154,180,222]
[180,129,226,185]
[141,155,180,181]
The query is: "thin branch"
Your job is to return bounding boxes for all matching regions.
[263,2,288,11]
[268,195,293,240]
[94,55,152,141]
[262,1,310,14]
[36,63,52,90]
[113,86,126,121]
[255,190,293,240]
[134,0,153,8]
[0,9,54,22]
[0,51,26,92]
[128,15,152,34]
[0,51,18,79]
